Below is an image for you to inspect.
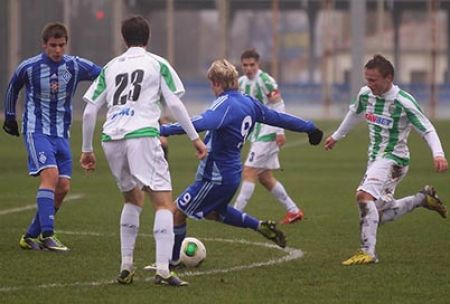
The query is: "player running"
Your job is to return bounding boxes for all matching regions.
[234,49,304,224]
[325,54,448,266]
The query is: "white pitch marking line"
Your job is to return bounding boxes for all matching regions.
[0,231,304,293]
[0,193,85,216]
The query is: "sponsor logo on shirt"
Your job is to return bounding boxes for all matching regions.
[111,107,135,120]
[365,112,393,128]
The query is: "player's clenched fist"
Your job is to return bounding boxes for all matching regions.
[80,152,96,171]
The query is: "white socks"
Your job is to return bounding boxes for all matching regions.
[358,200,379,257]
[271,182,299,212]
[379,193,424,223]
[233,181,255,211]
[153,209,174,278]
[357,193,425,256]
[234,181,299,213]
[120,203,142,271]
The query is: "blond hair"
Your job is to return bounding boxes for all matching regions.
[207,59,239,90]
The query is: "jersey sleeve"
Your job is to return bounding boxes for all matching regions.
[331,87,367,141]
[160,96,230,136]
[76,57,101,81]
[399,91,436,136]
[158,59,185,98]
[398,91,445,156]
[269,101,285,135]
[349,86,370,114]
[160,80,199,140]
[259,71,278,97]
[4,62,28,120]
[252,98,316,133]
[83,67,107,106]
[331,110,363,141]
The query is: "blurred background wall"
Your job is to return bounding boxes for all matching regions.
[1,0,449,119]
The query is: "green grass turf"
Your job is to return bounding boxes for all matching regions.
[0,120,449,303]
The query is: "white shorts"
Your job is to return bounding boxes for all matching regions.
[357,158,408,203]
[102,137,172,192]
[244,141,280,170]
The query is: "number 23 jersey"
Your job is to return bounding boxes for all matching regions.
[83,47,185,141]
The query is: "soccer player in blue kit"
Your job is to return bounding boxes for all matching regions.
[157,59,323,269]
[3,23,101,251]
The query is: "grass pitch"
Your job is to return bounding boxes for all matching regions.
[0,120,449,304]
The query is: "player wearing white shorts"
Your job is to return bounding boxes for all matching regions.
[80,16,206,286]
[325,54,448,265]
[233,49,311,224]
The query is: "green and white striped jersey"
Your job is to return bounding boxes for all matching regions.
[346,85,439,166]
[83,47,184,141]
[239,69,284,143]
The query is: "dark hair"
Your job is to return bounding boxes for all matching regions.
[41,22,68,43]
[121,15,150,47]
[240,48,260,62]
[365,54,395,78]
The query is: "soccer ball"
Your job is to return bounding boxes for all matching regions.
[180,237,206,268]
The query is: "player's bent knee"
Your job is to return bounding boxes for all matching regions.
[356,190,375,202]
[259,175,276,190]
[56,179,70,196]
[205,211,220,221]
[242,167,258,181]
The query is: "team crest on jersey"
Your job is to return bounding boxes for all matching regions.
[365,112,393,128]
[38,152,47,164]
[62,69,72,84]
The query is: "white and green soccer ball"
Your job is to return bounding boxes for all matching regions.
[180,237,206,268]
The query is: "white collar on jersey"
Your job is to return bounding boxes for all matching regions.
[125,46,147,55]
[381,84,400,99]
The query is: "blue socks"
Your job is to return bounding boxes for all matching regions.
[25,212,41,238]
[171,224,187,263]
[36,189,55,237]
[171,207,261,262]
[221,206,259,230]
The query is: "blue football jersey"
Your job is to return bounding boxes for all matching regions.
[160,90,316,185]
[4,52,101,138]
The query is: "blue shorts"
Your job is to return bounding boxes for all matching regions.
[24,132,72,178]
[176,181,240,220]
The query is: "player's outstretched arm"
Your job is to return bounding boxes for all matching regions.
[324,109,363,151]
[253,99,323,145]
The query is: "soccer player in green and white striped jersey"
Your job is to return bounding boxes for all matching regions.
[325,54,448,266]
[233,49,306,225]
